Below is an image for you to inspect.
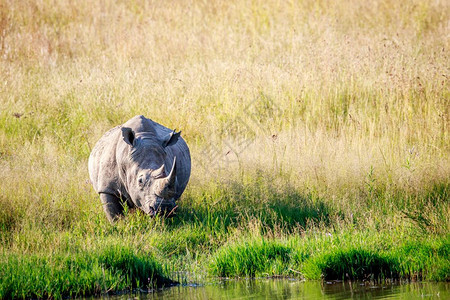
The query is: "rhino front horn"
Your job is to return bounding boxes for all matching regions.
[166,156,177,188]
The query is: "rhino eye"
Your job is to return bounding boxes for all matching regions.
[138,176,144,187]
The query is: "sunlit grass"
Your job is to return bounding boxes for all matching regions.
[0,243,168,299]
[0,0,449,297]
[210,231,449,281]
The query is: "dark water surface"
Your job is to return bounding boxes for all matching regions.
[112,280,448,299]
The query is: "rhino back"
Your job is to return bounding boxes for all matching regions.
[88,125,122,195]
[89,116,191,201]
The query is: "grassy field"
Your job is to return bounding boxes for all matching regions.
[0,0,449,298]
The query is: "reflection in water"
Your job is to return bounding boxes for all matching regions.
[115,280,448,299]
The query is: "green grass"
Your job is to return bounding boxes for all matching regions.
[210,231,449,281]
[0,243,170,299]
[1,0,449,298]
[210,239,292,277]
[0,170,448,297]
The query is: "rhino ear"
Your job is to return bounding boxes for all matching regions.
[162,130,180,147]
[121,127,135,146]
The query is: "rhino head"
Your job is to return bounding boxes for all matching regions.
[121,126,179,217]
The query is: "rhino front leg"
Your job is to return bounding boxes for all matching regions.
[99,193,124,223]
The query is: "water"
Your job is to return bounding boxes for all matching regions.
[113,280,449,299]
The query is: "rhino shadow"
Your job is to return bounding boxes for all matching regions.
[168,176,332,232]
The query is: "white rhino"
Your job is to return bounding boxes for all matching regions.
[88,115,191,222]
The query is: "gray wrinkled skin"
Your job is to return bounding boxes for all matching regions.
[88,115,191,223]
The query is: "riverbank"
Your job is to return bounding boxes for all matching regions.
[1,175,448,298]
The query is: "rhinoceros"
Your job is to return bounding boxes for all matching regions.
[88,115,191,222]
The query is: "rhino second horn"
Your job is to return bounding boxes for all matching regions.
[154,163,165,177]
[156,157,177,198]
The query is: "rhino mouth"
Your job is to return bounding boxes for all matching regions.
[147,206,156,216]
[146,198,177,217]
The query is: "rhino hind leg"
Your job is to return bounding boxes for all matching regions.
[99,193,124,223]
